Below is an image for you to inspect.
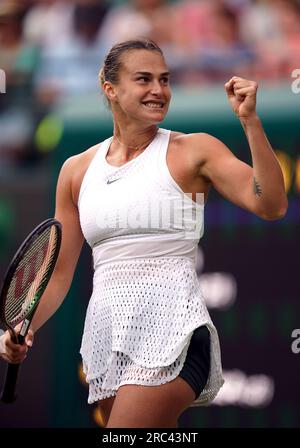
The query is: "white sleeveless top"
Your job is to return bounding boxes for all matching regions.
[78,128,224,406]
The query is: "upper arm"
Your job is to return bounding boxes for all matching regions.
[196,133,257,215]
[53,156,85,283]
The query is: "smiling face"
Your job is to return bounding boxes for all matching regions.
[104,49,172,125]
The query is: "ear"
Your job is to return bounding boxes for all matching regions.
[103,81,118,103]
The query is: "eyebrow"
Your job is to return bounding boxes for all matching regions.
[133,71,170,77]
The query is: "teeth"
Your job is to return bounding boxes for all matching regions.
[144,102,163,109]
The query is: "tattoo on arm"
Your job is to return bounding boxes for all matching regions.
[253,177,262,196]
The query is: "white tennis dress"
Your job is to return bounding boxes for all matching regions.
[78,128,224,406]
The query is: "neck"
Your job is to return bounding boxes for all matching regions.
[113,125,158,152]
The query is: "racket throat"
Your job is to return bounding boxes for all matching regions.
[19,319,30,341]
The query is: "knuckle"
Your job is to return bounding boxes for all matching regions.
[10,358,21,364]
[19,346,27,356]
[8,353,18,362]
[10,352,26,363]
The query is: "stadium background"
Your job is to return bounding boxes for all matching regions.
[0,0,299,428]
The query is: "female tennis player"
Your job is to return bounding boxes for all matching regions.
[0,39,287,428]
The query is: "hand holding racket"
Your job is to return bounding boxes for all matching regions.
[0,218,62,403]
[0,322,34,364]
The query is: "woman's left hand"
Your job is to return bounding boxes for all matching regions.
[225,76,258,119]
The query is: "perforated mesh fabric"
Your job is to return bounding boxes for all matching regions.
[78,128,224,407]
[88,345,191,403]
[80,257,224,406]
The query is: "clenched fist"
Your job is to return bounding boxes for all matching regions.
[225,76,258,119]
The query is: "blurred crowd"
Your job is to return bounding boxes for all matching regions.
[0,0,300,166]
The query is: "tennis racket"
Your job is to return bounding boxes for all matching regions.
[0,218,62,403]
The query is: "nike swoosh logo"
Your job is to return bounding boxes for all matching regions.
[106,178,121,184]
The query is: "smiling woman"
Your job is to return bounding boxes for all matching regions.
[0,38,287,429]
[99,39,172,165]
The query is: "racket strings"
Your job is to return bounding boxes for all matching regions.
[5,226,59,326]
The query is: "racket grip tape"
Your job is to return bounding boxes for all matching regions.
[1,334,25,404]
[1,363,21,403]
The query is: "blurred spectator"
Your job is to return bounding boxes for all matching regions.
[240,0,283,46]
[198,3,255,82]
[0,1,39,105]
[273,0,300,76]
[1,0,299,171]
[241,0,300,81]
[74,0,109,45]
[240,0,287,80]
[23,0,75,50]
[0,0,299,116]
[0,1,39,166]
[172,0,214,52]
[97,0,175,54]
[171,0,255,84]
[34,0,110,98]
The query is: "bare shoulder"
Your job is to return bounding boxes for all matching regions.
[61,143,99,173]
[169,131,224,166]
[170,130,221,148]
[58,143,100,205]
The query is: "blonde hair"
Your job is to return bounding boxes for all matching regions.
[98,67,105,88]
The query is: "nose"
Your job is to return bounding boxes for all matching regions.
[150,79,163,96]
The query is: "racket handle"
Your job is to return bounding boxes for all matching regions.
[1,333,25,404]
[1,363,21,403]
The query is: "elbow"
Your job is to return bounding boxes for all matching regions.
[261,210,286,221]
[259,200,288,221]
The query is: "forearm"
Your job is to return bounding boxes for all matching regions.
[30,270,72,333]
[240,114,288,218]
[0,271,70,360]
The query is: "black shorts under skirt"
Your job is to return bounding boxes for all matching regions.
[178,325,211,400]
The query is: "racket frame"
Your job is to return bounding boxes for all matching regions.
[0,218,62,403]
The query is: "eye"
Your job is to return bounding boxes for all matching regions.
[137,76,150,82]
[161,77,169,84]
